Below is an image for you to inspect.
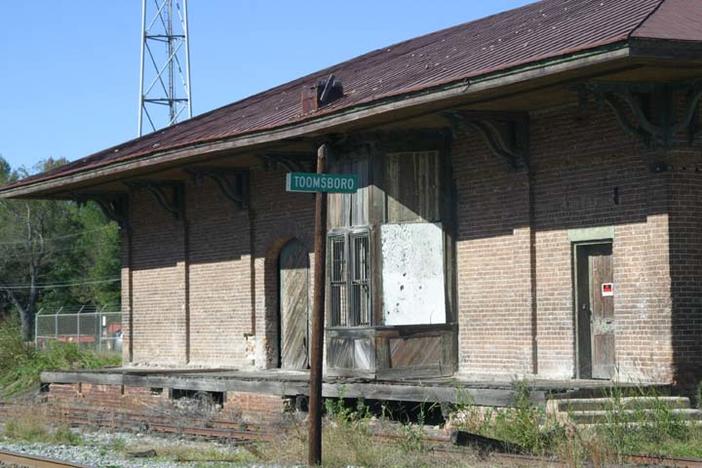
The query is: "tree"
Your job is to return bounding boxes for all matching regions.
[0,157,120,340]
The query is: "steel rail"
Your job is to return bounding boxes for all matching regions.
[0,449,91,468]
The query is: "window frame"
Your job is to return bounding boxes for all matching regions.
[327,226,372,328]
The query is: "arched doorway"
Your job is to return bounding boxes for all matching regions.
[278,239,310,369]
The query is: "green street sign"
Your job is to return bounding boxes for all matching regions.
[286,172,358,193]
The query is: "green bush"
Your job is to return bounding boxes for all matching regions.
[0,319,121,398]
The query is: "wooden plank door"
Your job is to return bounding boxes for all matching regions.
[279,239,309,369]
[576,243,615,379]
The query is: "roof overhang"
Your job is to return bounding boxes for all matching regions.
[2,39,700,200]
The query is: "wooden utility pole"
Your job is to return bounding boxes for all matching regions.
[308,143,328,466]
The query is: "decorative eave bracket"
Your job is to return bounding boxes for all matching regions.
[185,167,249,209]
[125,180,184,220]
[74,192,129,230]
[261,152,315,172]
[576,80,702,150]
[443,110,529,171]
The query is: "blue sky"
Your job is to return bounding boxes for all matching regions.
[0,1,532,171]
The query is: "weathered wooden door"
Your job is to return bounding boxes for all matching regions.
[576,243,615,379]
[279,239,309,369]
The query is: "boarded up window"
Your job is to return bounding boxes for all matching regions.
[385,151,440,223]
[328,230,371,327]
[381,222,446,325]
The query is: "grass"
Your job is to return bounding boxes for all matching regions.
[0,319,121,398]
[120,444,255,463]
[586,386,700,463]
[451,380,702,465]
[257,419,477,467]
[246,397,484,467]
[2,410,83,445]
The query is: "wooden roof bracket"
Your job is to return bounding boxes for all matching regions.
[185,167,249,209]
[576,80,702,170]
[74,192,129,230]
[261,152,316,172]
[125,180,184,220]
[443,110,529,171]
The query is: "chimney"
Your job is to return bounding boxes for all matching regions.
[301,74,344,114]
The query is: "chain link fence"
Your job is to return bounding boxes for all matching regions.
[35,306,122,355]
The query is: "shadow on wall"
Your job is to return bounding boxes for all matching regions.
[668,165,702,393]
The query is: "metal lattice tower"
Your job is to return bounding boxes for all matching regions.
[138,0,192,136]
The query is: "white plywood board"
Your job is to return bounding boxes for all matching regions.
[381,223,446,325]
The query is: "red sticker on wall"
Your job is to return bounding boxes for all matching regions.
[601,283,614,297]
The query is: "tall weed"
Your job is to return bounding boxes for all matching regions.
[0,319,121,398]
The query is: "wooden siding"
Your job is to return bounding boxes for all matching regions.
[326,324,457,378]
[328,156,370,228]
[385,151,440,223]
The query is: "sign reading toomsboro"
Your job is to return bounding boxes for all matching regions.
[285,172,359,193]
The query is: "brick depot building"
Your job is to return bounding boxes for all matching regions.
[3,0,701,395]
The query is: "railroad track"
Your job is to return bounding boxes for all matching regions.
[0,449,89,468]
[8,408,702,467]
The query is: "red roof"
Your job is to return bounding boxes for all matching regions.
[4,0,696,193]
[632,0,702,42]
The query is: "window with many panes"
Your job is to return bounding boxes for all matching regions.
[328,229,371,327]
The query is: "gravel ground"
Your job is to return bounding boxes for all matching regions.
[0,429,257,467]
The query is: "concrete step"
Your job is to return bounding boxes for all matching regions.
[549,396,691,413]
[565,408,702,425]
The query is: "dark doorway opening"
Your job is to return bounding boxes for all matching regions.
[575,241,615,380]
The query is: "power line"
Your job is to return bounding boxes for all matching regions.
[0,278,121,291]
[0,225,114,246]
[0,237,118,255]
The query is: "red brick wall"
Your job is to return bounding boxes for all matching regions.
[46,384,287,431]
[667,150,702,389]
[119,102,696,385]
[453,101,676,382]
[250,168,315,368]
[129,187,187,365]
[187,178,253,367]
[530,104,672,381]
[123,168,314,369]
[224,390,287,424]
[452,131,535,375]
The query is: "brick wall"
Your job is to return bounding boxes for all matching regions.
[123,168,314,369]
[129,187,187,365]
[452,130,535,375]
[120,101,697,385]
[667,150,702,389]
[45,383,288,432]
[453,101,677,382]
[250,168,315,368]
[224,390,288,424]
[187,178,253,367]
[530,104,672,381]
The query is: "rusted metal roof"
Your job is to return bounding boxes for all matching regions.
[632,0,702,42]
[5,0,697,193]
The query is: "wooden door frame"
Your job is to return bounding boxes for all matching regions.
[572,239,614,380]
